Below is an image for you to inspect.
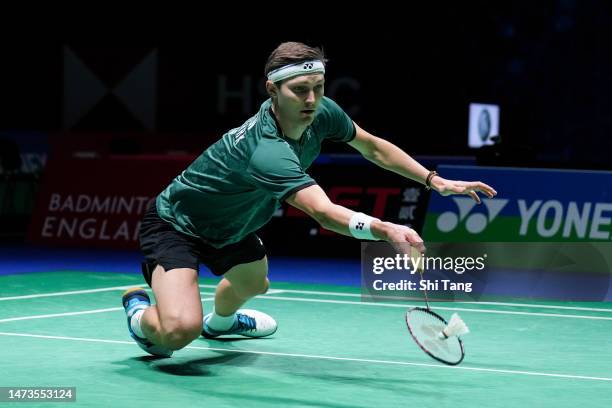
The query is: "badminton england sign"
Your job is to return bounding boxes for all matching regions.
[28,155,190,249]
[423,166,612,242]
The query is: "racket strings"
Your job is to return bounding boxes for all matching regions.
[407,308,464,364]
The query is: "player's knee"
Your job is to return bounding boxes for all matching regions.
[260,278,270,294]
[160,317,202,349]
[254,277,269,295]
[163,327,202,350]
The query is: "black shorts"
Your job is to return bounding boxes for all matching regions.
[138,202,267,287]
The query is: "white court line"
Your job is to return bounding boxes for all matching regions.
[0,285,278,301]
[3,293,607,325]
[0,298,216,324]
[0,308,123,323]
[264,289,285,295]
[3,283,610,314]
[0,285,135,301]
[257,288,612,313]
[0,331,610,382]
[199,292,612,321]
[451,301,612,313]
[202,285,612,313]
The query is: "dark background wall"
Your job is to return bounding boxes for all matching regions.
[1,1,611,169]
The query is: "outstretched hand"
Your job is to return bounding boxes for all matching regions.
[382,222,426,255]
[432,177,497,204]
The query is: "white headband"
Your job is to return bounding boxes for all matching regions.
[267,60,325,83]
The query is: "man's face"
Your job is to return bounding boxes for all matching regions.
[274,74,325,126]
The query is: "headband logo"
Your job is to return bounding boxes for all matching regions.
[268,60,324,82]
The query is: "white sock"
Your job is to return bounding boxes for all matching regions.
[130,309,146,339]
[207,309,236,331]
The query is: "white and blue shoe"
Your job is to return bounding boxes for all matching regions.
[202,309,277,339]
[122,288,173,357]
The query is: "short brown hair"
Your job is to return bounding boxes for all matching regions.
[264,42,327,79]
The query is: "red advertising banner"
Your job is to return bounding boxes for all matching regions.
[28,155,194,249]
[259,162,431,257]
[29,153,440,254]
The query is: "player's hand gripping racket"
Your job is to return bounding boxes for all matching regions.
[404,246,469,365]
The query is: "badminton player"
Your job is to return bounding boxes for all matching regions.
[122,41,497,357]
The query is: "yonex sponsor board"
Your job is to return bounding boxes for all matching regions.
[423,165,612,242]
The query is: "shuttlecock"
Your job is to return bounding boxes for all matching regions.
[438,313,470,339]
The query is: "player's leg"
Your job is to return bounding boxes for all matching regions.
[122,200,202,356]
[201,234,277,338]
[214,256,269,316]
[123,264,203,355]
[141,265,203,349]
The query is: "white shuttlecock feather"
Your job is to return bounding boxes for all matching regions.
[439,313,470,339]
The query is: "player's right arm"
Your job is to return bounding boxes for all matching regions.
[286,184,426,254]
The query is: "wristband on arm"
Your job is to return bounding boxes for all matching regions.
[349,212,380,240]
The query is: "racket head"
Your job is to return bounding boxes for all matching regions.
[405,307,465,365]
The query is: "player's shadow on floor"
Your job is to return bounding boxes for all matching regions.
[199,390,383,408]
[130,351,260,376]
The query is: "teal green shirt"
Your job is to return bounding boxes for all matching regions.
[157,96,356,248]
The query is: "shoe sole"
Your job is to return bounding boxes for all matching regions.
[122,287,149,303]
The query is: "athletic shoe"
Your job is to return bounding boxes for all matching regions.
[202,309,277,338]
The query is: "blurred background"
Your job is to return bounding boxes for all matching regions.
[2,7,612,401]
[1,1,611,264]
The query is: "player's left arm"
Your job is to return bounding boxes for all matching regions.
[347,123,497,203]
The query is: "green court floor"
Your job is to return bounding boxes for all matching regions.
[1,271,611,407]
